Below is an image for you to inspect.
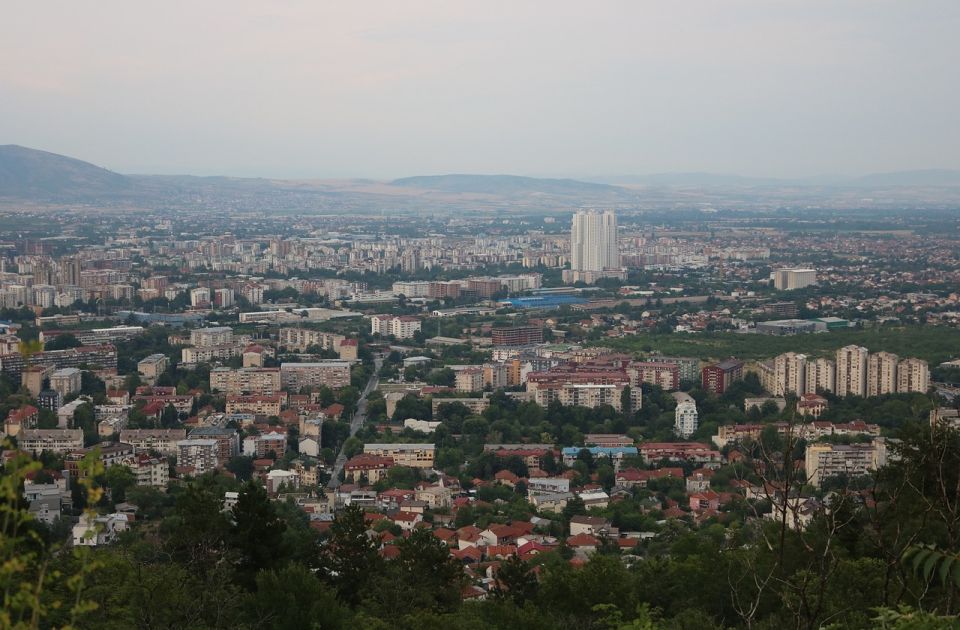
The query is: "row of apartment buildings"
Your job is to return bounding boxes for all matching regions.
[758,346,929,398]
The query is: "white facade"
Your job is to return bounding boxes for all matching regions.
[571,210,618,272]
[772,268,817,290]
[836,345,869,397]
[673,392,698,439]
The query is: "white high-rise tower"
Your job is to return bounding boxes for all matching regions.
[568,210,619,283]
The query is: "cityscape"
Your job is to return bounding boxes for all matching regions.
[3,3,960,629]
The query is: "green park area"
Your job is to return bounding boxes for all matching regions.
[599,324,960,364]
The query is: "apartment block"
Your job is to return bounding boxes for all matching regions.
[772,268,816,290]
[278,328,345,352]
[836,345,869,397]
[897,358,929,394]
[18,429,84,455]
[491,325,543,347]
[209,367,281,395]
[701,359,744,394]
[363,443,436,468]
[137,353,169,384]
[190,326,233,347]
[225,394,283,416]
[280,361,351,391]
[49,368,82,398]
[804,357,836,394]
[628,361,680,390]
[119,428,187,455]
[177,439,219,475]
[773,352,806,396]
[866,352,898,397]
[805,439,888,487]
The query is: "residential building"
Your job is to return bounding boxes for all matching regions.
[455,368,484,393]
[639,442,722,466]
[568,210,619,284]
[628,361,680,390]
[132,454,169,487]
[836,345,869,397]
[804,438,889,487]
[190,287,211,307]
[655,356,700,383]
[225,394,283,416]
[560,446,638,472]
[187,427,240,463]
[673,392,698,439]
[867,352,899,397]
[370,315,421,339]
[18,429,84,455]
[701,359,744,394]
[526,367,633,411]
[804,357,836,394]
[181,344,243,364]
[491,325,543,347]
[73,513,130,546]
[772,268,817,290]
[280,361,351,390]
[363,443,435,468]
[177,439,219,475]
[897,358,929,394]
[278,328,345,352]
[773,352,806,396]
[190,326,233,347]
[4,405,39,437]
[119,429,186,455]
[344,454,395,483]
[137,354,169,384]
[49,368,82,398]
[797,393,829,417]
[482,363,509,390]
[209,367,281,395]
[21,366,53,398]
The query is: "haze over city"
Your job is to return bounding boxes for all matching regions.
[4,3,960,630]
[3,1,959,179]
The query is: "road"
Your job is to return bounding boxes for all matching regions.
[327,357,381,489]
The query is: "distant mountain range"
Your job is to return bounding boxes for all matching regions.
[390,174,624,195]
[588,170,960,188]
[0,144,133,198]
[1,144,959,211]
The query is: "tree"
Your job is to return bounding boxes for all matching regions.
[44,333,81,351]
[492,554,538,606]
[318,505,383,607]
[102,464,136,504]
[562,496,587,523]
[343,437,364,459]
[161,403,179,428]
[226,455,255,482]
[161,476,231,578]
[364,528,466,617]
[229,481,287,588]
[247,563,348,630]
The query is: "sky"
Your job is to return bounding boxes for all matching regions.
[1,1,958,180]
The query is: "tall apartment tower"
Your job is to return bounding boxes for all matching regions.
[867,352,899,397]
[836,345,869,397]
[772,268,817,290]
[897,358,929,394]
[571,210,618,272]
[804,357,836,394]
[773,352,806,396]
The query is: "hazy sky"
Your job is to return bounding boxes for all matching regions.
[2,1,958,179]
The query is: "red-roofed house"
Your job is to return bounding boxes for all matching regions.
[689,490,721,512]
[392,511,422,531]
